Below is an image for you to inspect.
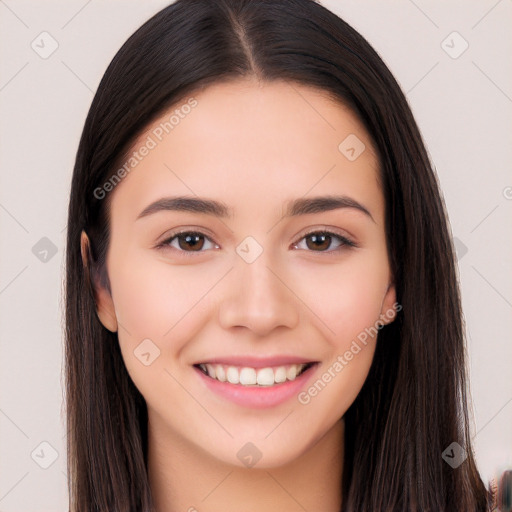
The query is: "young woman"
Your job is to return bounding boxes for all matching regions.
[64,0,494,510]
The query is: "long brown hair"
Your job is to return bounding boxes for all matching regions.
[64,0,494,510]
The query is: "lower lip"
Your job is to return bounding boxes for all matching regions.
[193,363,319,409]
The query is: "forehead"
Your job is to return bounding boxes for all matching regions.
[107,78,383,224]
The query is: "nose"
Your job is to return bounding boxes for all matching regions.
[218,252,299,336]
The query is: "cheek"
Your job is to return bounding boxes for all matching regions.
[110,248,208,331]
[292,252,389,348]
[294,256,386,414]
[108,251,216,365]
[107,252,208,404]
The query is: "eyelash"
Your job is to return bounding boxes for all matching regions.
[155,228,357,257]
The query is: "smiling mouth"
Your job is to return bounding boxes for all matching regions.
[193,361,318,387]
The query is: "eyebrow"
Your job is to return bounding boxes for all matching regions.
[136,195,375,223]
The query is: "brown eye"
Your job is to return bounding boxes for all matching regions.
[157,231,218,255]
[293,230,356,253]
[305,232,331,251]
[175,233,205,251]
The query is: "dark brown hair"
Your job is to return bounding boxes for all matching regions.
[64,0,494,510]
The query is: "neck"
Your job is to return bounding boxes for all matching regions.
[147,414,344,512]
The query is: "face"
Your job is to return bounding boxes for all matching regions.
[82,78,397,468]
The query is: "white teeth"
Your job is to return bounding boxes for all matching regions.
[274,367,287,383]
[205,363,216,379]
[215,364,226,382]
[256,367,274,386]
[239,367,257,385]
[198,362,311,386]
[226,366,239,384]
[286,365,297,380]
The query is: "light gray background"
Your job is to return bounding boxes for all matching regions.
[1,1,511,510]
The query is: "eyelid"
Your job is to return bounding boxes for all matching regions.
[155,225,218,246]
[293,225,357,246]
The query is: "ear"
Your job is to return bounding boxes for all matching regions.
[80,230,118,333]
[379,280,398,326]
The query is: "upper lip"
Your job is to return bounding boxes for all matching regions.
[193,355,318,368]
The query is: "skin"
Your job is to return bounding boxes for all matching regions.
[81,77,397,512]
